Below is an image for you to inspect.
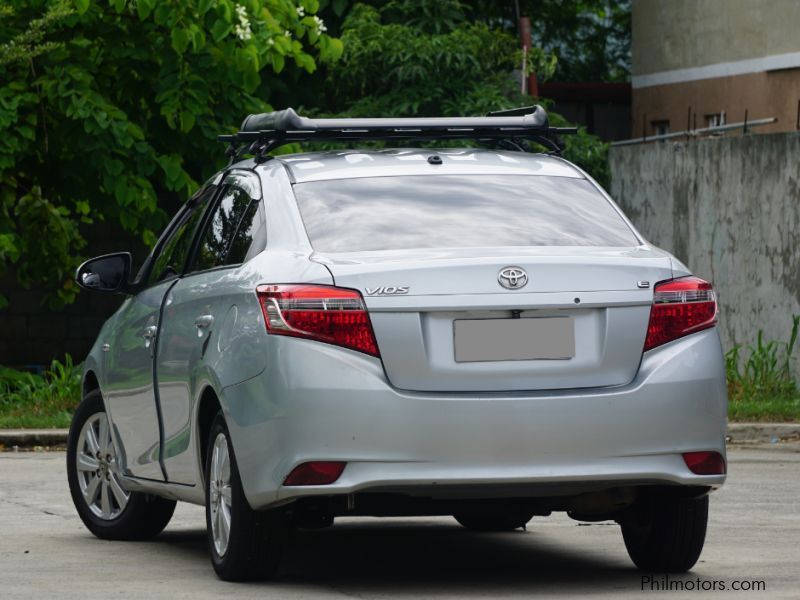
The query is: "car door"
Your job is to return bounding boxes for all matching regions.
[103,184,217,480]
[156,171,265,485]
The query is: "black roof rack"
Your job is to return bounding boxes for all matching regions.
[218,105,577,163]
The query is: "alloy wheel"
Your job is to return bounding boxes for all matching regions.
[75,412,129,520]
[209,432,233,557]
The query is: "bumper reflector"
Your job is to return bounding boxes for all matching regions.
[682,451,726,475]
[284,461,346,486]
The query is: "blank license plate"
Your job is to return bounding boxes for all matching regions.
[454,317,575,362]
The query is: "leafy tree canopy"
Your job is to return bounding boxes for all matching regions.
[0,0,342,307]
[313,0,630,82]
[314,0,609,185]
[321,0,555,117]
[466,0,631,83]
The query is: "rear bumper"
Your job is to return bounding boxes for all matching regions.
[223,329,728,510]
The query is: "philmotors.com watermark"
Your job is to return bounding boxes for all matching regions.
[642,575,766,592]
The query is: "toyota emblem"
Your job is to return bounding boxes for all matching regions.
[498,266,528,290]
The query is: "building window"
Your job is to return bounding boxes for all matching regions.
[651,120,670,138]
[705,111,726,130]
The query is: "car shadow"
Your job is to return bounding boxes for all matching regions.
[156,518,647,594]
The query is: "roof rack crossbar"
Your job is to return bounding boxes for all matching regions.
[218,106,577,162]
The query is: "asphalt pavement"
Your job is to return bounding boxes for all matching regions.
[1,445,798,599]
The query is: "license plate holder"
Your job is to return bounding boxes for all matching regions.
[454,317,575,362]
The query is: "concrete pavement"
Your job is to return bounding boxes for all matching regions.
[1,446,798,599]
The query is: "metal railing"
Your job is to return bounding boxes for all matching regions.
[611,117,777,147]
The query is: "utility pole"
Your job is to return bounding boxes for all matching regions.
[518,15,539,97]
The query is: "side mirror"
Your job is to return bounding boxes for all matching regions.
[75,252,132,294]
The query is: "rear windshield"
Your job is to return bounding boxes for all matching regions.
[293,175,639,252]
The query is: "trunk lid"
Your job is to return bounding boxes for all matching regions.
[312,247,672,392]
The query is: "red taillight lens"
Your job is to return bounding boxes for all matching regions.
[256,284,380,357]
[284,461,346,486]
[643,276,717,351]
[683,451,726,475]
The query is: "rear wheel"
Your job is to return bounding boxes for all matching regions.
[66,389,176,540]
[453,511,534,532]
[205,411,292,581]
[621,493,709,572]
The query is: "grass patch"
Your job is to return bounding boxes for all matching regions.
[728,396,800,422]
[0,356,82,429]
[726,316,800,422]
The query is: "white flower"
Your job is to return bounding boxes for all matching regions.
[313,15,327,34]
[235,24,252,41]
[284,29,292,36]
[296,5,305,17]
[234,4,252,41]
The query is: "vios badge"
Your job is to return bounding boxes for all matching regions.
[365,286,410,296]
[498,266,528,290]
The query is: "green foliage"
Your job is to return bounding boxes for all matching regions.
[0,0,342,307]
[547,108,610,187]
[726,315,800,405]
[316,0,630,82]
[465,0,631,83]
[0,354,82,428]
[324,1,555,117]
[316,1,608,185]
[727,396,800,423]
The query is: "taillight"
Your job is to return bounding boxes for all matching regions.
[256,284,380,357]
[644,276,717,351]
[284,461,346,486]
[683,451,726,475]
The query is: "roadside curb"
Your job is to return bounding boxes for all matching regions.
[1,423,799,448]
[0,429,69,448]
[726,423,800,445]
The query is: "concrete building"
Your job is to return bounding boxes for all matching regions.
[632,0,800,138]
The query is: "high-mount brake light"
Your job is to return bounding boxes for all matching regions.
[256,284,380,357]
[644,276,717,351]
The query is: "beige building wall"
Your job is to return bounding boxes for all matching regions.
[632,0,800,137]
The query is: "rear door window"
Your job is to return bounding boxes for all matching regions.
[191,173,265,271]
[293,175,639,251]
[225,201,264,264]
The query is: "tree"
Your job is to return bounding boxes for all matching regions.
[0,0,342,307]
[457,0,631,83]
[320,1,553,118]
[314,0,609,185]
[313,0,631,83]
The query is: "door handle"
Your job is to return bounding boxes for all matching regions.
[142,325,157,349]
[194,314,214,337]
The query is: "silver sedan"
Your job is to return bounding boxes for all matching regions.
[67,113,727,581]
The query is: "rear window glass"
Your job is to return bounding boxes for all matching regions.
[293,175,639,252]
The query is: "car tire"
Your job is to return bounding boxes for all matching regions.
[67,389,176,540]
[453,511,534,531]
[205,411,292,581]
[621,493,709,572]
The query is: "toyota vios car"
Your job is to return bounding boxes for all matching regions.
[67,108,727,581]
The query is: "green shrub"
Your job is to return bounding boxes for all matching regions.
[0,355,82,428]
[725,315,799,401]
[725,316,800,421]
